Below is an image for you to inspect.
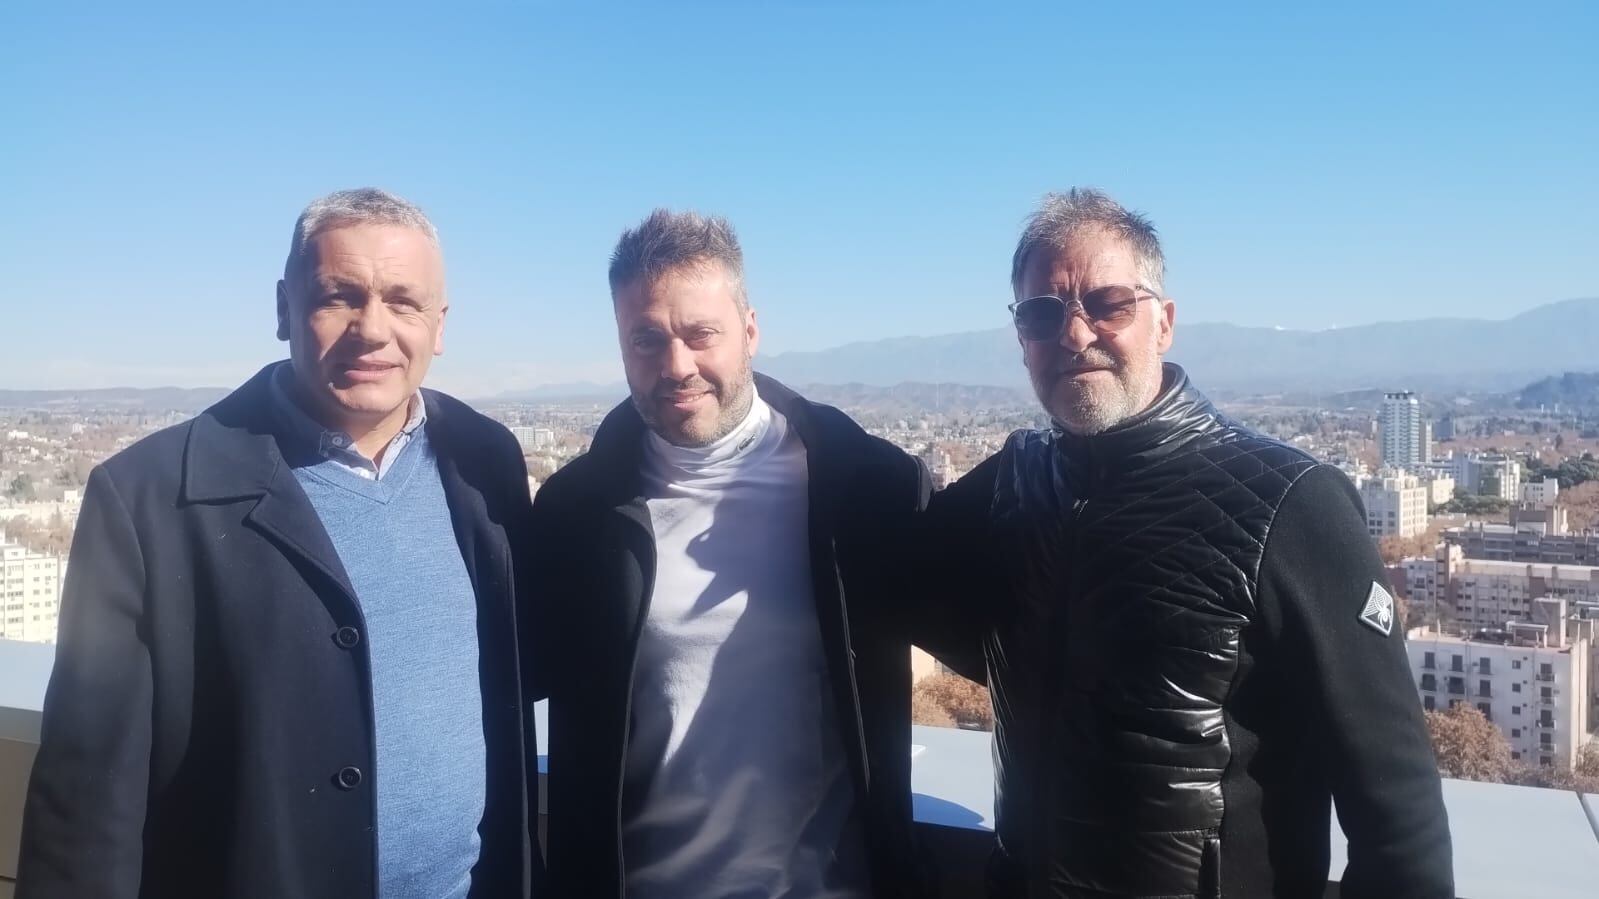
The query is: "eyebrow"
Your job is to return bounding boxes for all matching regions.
[311,277,365,293]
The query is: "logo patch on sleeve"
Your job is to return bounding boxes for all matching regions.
[1358,582,1395,636]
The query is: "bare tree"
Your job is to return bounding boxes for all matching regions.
[1424,705,1512,783]
[912,673,994,731]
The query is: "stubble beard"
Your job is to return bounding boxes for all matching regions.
[636,351,756,448]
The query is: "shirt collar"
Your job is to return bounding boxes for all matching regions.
[268,361,427,471]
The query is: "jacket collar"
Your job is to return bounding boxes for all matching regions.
[1052,363,1225,475]
[181,364,288,504]
[182,363,462,503]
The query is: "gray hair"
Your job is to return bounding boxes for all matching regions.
[284,187,439,280]
[1011,188,1165,294]
[608,208,747,307]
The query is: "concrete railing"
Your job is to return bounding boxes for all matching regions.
[5,639,1599,898]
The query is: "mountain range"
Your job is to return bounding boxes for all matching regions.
[3,298,1596,410]
[757,296,1599,398]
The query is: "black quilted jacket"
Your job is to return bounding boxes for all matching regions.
[925,365,1453,899]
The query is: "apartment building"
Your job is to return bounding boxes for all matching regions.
[1356,470,1430,538]
[1402,544,1599,633]
[0,533,63,644]
[1444,522,1599,565]
[1407,598,1595,770]
[1450,452,1523,500]
[1379,392,1430,471]
[1522,477,1561,509]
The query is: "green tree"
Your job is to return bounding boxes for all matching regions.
[6,473,36,501]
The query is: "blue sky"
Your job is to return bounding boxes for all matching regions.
[2,1,1595,393]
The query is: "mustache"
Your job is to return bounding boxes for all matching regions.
[1052,350,1119,375]
[654,379,718,398]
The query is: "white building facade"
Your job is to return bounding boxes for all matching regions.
[1407,615,1592,770]
[0,535,63,644]
[1379,391,1430,471]
[1522,477,1560,509]
[1450,452,1523,501]
[1357,470,1430,538]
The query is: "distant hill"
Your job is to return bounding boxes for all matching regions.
[761,297,1599,396]
[482,381,626,403]
[9,298,1597,405]
[0,386,229,412]
[794,381,1029,413]
[1517,372,1599,411]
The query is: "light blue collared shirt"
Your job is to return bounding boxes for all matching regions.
[268,362,426,480]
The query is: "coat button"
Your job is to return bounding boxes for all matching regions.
[334,626,361,649]
[336,766,363,790]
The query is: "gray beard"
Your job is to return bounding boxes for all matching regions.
[1035,362,1162,437]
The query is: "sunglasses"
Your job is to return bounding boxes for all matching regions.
[1008,285,1157,341]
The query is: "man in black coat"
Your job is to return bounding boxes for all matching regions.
[528,209,935,898]
[18,189,538,899]
[923,188,1453,898]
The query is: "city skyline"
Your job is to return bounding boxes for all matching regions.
[3,3,1596,393]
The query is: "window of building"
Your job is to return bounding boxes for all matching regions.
[1423,651,1436,670]
[1512,659,1522,670]
[1423,695,1435,711]
[1512,705,1521,716]
[1512,728,1521,738]
[1512,683,1522,693]
[1476,703,1491,720]
[1478,679,1491,697]
[1512,751,1522,760]
[1478,658,1492,675]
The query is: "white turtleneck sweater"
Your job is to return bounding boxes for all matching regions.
[620,392,870,899]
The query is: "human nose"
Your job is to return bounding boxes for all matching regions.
[348,299,392,346]
[1059,304,1099,354]
[662,339,697,382]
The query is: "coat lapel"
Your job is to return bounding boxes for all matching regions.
[243,473,359,604]
[423,391,505,606]
[183,363,358,608]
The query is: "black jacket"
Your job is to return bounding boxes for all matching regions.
[527,374,936,898]
[924,365,1452,898]
[17,365,539,899]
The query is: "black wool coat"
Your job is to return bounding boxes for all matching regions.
[526,375,946,898]
[18,364,540,899]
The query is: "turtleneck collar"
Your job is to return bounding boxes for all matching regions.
[644,390,778,480]
[1052,363,1224,474]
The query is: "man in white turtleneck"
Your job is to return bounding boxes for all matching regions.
[530,209,941,899]
[627,374,865,898]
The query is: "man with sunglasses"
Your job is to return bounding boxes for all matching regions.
[923,188,1452,897]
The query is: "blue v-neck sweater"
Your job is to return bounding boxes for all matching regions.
[291,428,486,899]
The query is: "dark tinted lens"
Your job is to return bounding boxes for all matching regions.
[1082,285,1141,330]
[1013,296,1066,341]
